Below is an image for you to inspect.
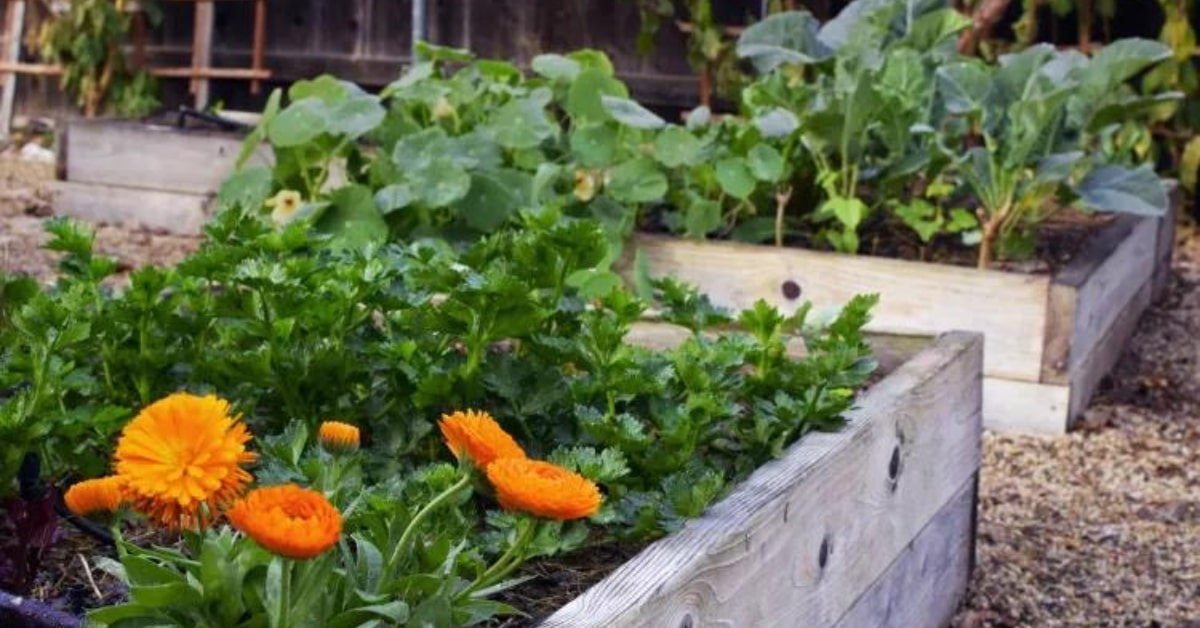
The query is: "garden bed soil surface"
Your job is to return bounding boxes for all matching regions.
[2,161,1197,625]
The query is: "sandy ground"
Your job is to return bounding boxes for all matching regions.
[2,154,1199,626]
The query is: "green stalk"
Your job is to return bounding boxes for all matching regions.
[384,473,472,577]
[458,518,538,600]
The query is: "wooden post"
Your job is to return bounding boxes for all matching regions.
[0,0,26,140]
[250,0,265,94]
[190,0,215,109]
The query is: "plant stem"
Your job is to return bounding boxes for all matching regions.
[773,186,793,247]
[459,518,538,600]
[385,473,472,576]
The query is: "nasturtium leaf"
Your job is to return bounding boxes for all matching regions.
[747,144,785,182]
[374,184,414,214]
[601,95,666,130]
[652,127,702,168]
[317,184,387,249]
[531,54,582,82]
[491,94,556,149]
[736,11,833,73]
[683,197,722,238]
[567,49,616,75]
[447,129,503,170]
[715,157,756,199]
[382,61,434,96]
[570,123,619,167]
[410,160,472,207]
[414,41,473,63]
[392,128,449,171]
[1075,164,1168,216]
[328,95,386,139]
[452,169,533,232]
[475,59,522,83]
[288,74,349,105]
[267,98,330,147]
[607,158,668,204]
[237,88,280,167]
[686,105,712,129]
[753,108,799,138]
[218,166,273,210]
[566,68,629,122]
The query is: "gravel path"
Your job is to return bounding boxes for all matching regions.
[2,154,1198,626]
[956,223,1200,627]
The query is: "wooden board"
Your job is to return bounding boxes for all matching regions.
[1066,280,1153,424]
[630,234,1049,382]
[64,120,269,195]
[1151,182,1180,302]
[542,332,982,627]
[983,377,1070,436]
[834,476,976,628]
[49,181,211,234]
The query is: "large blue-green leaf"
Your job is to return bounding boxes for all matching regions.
[601,95,666,130]
[317,184,387,249]
[715,157,756,199]
[1075,164,1168,216]
[452,169,532,231]
[566,68,629,122]
[570,123,619,166]
[410,160,472,207]
[218,166,272,210]
[753,108,799,138]
[607,158,667,203]
[490,91,556,149]
[652,126,702,168]
[531,54,581,82]
[737,11,833,73]
[267,98,330,147]
[328,95,385,139]
[936,62,992,116]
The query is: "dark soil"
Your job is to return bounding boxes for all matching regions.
[489,542,646,626]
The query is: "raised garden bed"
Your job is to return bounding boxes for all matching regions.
[0,330,982,628]
[541,331,982,626]
[50,119,266,234]
[628,192,1177,435]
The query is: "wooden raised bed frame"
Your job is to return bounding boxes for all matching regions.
[629,195,1177,435]
[0,332,980,627]
[543,332,983,627]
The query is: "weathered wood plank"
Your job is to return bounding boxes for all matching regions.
[834,476,976,628]
[49,181,211,234]
[542,332,982,627]
[1062,216,1158,375]
[983,377,1070,436]
[65,120,269,195]
[630,234,1048,382]
[1066,279,1153,425]
[1151,182,1179,302]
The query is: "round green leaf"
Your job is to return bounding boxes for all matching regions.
[715,158,756,199]
[607,158,668,204]
[652,127,702,168]
[268,98,330,147]
[747,145,785,182]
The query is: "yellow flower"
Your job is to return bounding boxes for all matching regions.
[486,458,601,520]
[438,410,525,469]
[227,484,342,560]
[573,169,598,202]
[114,393,256,530]
[265,189,304,226]
[64,476,127,517]
[431,96,456,121]
[318,421,360,454]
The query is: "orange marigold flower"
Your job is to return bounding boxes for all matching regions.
[64,476,126,517]
[439,410,525,469]
[114,392,257,530]
[485,459,601,521]
[318,421,360,454]
[226,484,342,559]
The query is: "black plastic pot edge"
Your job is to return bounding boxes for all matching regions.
[0,590,82,628]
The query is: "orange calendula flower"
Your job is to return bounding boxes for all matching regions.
[226,484,342,560]
[486,458,601,520]
[64,476,126,517]
[114,393,257,530]
[439,410,526,469]
[318,421,360,454]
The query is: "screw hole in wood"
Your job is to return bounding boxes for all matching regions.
[781,279,802,300]
[679,614,694,628]
[888,444,901,482]
[818,536,831,569]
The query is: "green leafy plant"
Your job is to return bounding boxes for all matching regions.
[37,0,160,117]
[936,40,1176,266]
